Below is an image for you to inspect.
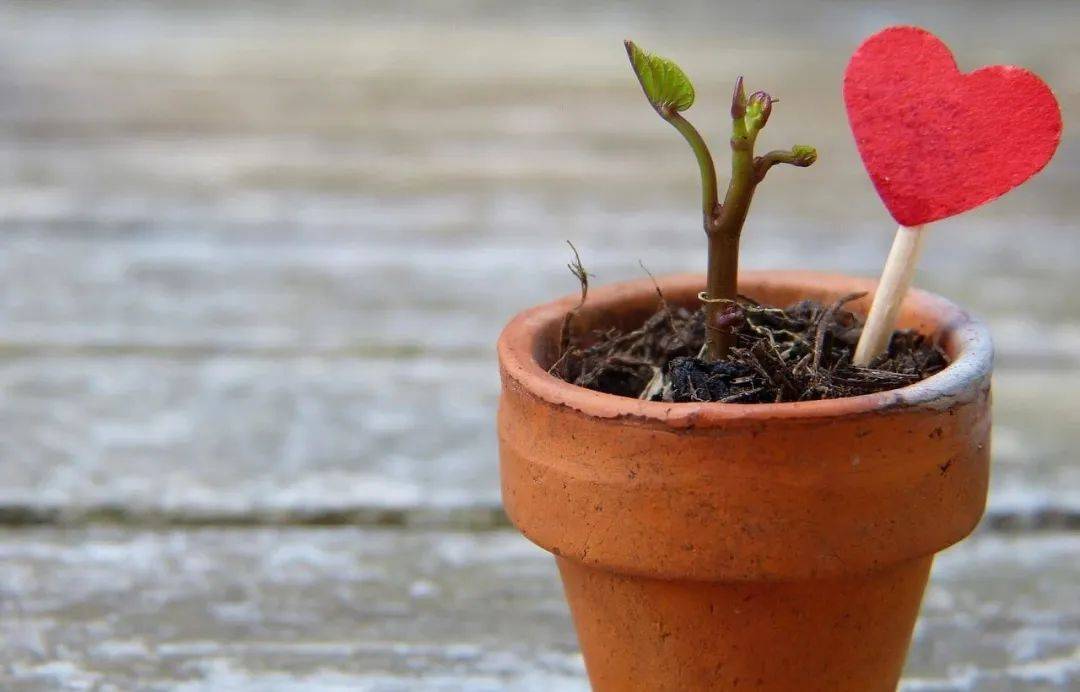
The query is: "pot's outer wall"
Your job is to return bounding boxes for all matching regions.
[556,554,933,691]
[498,272,993,582]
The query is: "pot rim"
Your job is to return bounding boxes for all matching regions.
[498,270,993,427]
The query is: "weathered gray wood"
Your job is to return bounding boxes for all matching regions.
[0,528,1076,690]
[0,1,1076,364]
[2,225,1080,365]
[0,0,1077,522]
[0,356,498,518]
[0,358,1076,522]
[0,3,1077,689]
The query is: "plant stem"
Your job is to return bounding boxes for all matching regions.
[665,111,748,361]
[667,112,719,219]
[705,230,741,356]
[704,116,758,360]
[635,68,815,364]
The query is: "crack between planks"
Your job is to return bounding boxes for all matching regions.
[0,503,1075,533]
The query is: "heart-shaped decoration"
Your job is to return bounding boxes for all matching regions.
[844,26,1062,227]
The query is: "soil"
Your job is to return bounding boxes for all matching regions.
[550,291,949,403]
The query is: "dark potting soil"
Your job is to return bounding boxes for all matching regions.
[550,292,949,404]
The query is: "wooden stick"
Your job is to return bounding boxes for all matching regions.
[853,224,927,367]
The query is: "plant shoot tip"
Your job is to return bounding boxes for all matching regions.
[746,90,774,129]
[731,76,747,119]
[791,144,818,166]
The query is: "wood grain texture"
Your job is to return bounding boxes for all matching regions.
[0,2,1076,686]
[0,528,1076,690]
[0,0,1076,520]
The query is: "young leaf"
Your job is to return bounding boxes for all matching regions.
[791,144,818,166]
[745,91,775,131]
[624,40,695,115]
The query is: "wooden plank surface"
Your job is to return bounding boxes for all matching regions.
[0,528,1077,691]
[0,0,1077,521]
[0,2,1077,689]
[0,359,1076,523]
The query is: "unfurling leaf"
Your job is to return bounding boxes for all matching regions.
[791,144,818,166]
[624,40,695,115]
[745,91,775,131]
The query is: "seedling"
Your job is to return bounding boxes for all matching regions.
[624,40,817,360]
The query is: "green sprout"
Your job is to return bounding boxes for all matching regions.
[624,40,817,360]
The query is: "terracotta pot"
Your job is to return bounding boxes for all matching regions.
[498,271,992,691]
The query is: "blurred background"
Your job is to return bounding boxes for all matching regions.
[0,1,1076,689]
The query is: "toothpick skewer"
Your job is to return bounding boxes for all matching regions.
[853,224,927,367]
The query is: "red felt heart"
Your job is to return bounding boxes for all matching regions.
[844,26,1062,227]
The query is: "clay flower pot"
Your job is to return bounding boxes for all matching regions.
[498,271,991,691]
